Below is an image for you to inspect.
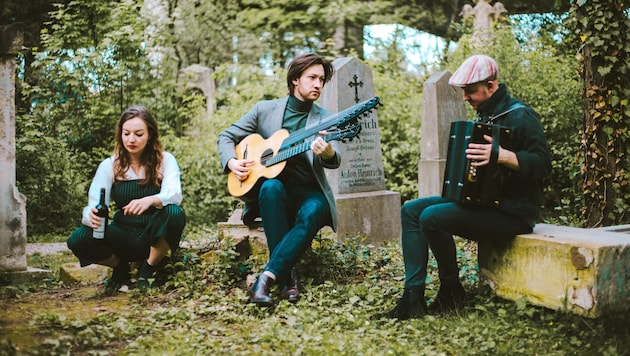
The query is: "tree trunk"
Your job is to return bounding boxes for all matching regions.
[582,44,617,227]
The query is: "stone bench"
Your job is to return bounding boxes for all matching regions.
[217,209,267,251]
[478,223,630,318]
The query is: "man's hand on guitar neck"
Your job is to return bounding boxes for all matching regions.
[228,157,254,181]
[311,130,335,160]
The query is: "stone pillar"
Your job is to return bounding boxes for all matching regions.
[418,71,466,197]
[180,64,215,115]
[178,64,215,135]
[321,57,401,244]
[0,24,27,272]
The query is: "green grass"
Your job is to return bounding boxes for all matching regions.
[4,227,629,355]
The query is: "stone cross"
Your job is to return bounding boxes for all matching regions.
[471,0,495,30]
[320,57,401,244]
[417,71,466,198]
[0,24,27,273]
[461,0,508,47]
[348,74,363,103]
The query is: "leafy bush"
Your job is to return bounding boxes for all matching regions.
[367,50,425,204]
[16,113,90,236]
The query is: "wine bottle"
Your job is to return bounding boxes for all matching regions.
[93,187,109,239]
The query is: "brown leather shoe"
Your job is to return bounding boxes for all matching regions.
[248,273,274,307]
[280,269,299,303]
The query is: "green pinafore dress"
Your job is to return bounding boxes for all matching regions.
[68,179,185,266]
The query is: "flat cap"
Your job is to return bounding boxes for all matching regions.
[448,54,498,87]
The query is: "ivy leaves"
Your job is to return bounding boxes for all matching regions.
[569,0,630,226]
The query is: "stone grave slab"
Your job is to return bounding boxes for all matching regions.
[479,223,630,318]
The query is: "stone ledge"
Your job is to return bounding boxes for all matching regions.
[0,267,53,286]
[479,223,630,318]
[59,262,110,286]
[217,209,268,255]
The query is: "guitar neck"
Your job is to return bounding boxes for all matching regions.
[279,97,375,150]
[266,133,335,167]
[278,115,338,151]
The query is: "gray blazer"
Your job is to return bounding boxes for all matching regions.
[218,97,340,230]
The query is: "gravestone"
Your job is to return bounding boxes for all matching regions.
[320,57,401,244]
[418,71,466,197]
[0,24,27,273]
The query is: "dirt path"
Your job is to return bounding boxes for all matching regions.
[0,284,129,352]
[26,242,70,255]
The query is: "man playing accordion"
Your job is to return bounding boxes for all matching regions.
[378,54,552,320]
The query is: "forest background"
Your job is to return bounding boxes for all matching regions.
[2,0,629,238]
[2,1,630,354]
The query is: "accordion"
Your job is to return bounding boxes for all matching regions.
[441,121,513,206]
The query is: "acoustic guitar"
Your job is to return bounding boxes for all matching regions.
[227,96,381,198]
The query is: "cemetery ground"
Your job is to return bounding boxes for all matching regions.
[1,228,629,355]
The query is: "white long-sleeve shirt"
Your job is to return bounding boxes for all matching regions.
[81,152,183,226]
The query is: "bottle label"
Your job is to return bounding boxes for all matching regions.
[93,220,106,239]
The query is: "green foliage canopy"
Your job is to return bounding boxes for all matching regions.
[11,0,615,236]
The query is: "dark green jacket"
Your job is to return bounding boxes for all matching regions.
[477,83,552,226]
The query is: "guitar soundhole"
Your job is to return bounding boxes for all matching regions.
[260,148,274,166]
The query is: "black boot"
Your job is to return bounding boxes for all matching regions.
[408,287,429,319]
[248,273,275,307]
[376,286,427,320]
[280,268,300,303]
[137,260,158,290]
[428,279,466,314]
[103,262,130,296]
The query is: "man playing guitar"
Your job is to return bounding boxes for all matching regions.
[218,52,339,307]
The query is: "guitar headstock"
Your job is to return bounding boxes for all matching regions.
[333,96,382,127]
[328,121,362,143]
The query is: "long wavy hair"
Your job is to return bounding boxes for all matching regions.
[113,105,163,187]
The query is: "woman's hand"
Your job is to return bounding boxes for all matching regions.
[88,207,103,228]
[122,196,159,216]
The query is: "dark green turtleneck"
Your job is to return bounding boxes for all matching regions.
[283,95,312,132]
[278,95,319,189]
